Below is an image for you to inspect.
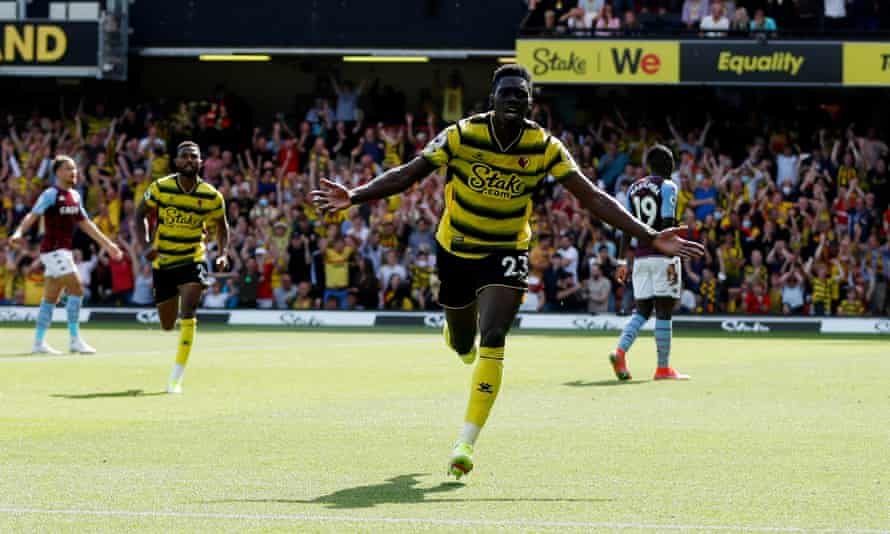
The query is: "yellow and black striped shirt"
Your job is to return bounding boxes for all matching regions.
[810,277,835,309]
[838,298,864,316]
[410,263,433,291]
[423,112,578,258]
[143,175,225,269]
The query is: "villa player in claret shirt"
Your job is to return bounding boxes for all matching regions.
[609,145,690,381]
[10,155,123,354]
[313,65,705,480]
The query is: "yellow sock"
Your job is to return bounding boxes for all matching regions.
[175,318,196,367]
[465,346,504,427]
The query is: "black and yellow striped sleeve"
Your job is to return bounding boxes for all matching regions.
[211,192,225,220]
[422,125,461,167]
[543,136,580,181]
[143,181,160,209]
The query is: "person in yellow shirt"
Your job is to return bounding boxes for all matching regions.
[292,281,315,309]
[107,186,122,231]
[92,204,117,238]
[129,168,151,206]
[23,260,45,306]
[0,250,11,303]
[837,288,865,316]
[322,237,353,309]
[149,147,171,179]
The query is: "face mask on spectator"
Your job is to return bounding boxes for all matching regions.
[259,198,269,207]
[782,186,792,195]
[696,173,705,182]
[743,219,752,229]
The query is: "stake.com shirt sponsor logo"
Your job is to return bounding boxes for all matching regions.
[516,40,679,83]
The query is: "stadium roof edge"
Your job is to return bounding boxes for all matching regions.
[136,47,515,59]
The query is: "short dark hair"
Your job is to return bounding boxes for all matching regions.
[177,140,200,154]
[52,155,74,174]
[645,144,675,178]
[491,64,532,91]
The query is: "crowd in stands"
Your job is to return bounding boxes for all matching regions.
[1,82,889,317]
[520,0,890,35]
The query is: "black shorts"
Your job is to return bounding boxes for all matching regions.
[436,245,528,308]
[153,262,211,303]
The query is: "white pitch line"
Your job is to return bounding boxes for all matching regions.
[0,507,886,533]
[0,339,432,362]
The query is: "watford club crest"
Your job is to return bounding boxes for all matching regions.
[517,157,529,169]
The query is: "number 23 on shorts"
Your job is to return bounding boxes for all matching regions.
[502,255,528,279]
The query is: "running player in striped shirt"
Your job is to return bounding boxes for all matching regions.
[134,141,229,394]
[10,156,123,354]
[312,65,705,479]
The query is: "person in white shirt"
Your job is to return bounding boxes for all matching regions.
[273,274,299,309]
[378,249,407,289]
[556,233,580,282]
[137,125,166,154]
[203,280,229,309]
[700,0,730,36]
[780,269,805,314]
[823,0,848,30]
[775,145,799,187]
[74,248,98,303]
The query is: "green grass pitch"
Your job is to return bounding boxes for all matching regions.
[0,325,888,533]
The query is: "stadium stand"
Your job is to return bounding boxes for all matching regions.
[1,83,888,317]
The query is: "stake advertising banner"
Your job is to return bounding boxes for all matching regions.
[0,21,99,76]
[680,41,842,85]
[516,39,680,84]
[843,42,890,86]
[517,39,890,86]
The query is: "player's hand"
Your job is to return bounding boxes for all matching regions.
[652,226,705,260]
[215,254,229,271]
[107,244,123,262]
[615,264,628,285]
[143,246,158,261]
[9,234,25,249]
[311,179,352,213]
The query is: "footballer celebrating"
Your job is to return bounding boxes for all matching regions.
[134,141,229,394]
[609,145,690,381]
[313,65,704,479]
[10,155,123,355]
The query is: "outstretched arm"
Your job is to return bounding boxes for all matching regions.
[697,117,712,147]
[562,171,703,259]
[311,156,435,211]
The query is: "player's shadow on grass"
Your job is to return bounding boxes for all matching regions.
[563,379,651,387]
[209,473,613,509]
[51,389,167,399]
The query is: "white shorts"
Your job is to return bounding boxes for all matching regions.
[632,256,682,300]
[40,249,78,278]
